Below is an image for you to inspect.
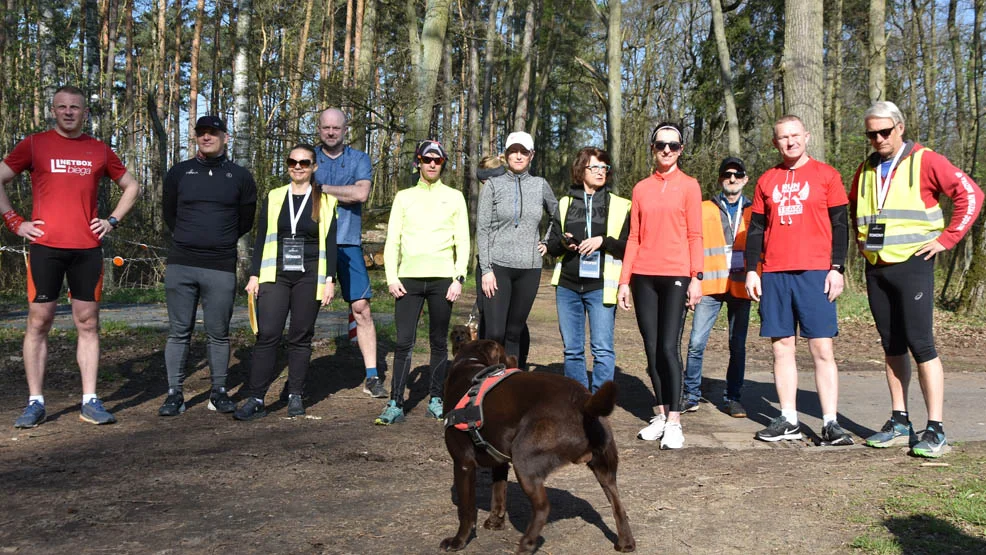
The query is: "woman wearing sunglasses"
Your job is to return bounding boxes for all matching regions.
[546,147,630,393]
[235,144,337,421]
[374,140,470,425]
[616,123,703,449]
[476,131,558,368]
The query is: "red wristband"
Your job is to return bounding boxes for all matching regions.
[2,209,25,234]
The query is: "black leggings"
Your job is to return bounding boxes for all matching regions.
[247,269,321,398]
[630,274,689,411]
[475,259,530,365]
[482,265,540,367]
[392,277,453,406]
[865,255,938,363]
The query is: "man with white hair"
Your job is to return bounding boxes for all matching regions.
[850,100,983,458]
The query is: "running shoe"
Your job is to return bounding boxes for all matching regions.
[233,397,268,421]
[374,401,405,425]
[820,421,854,446]
[864,419,915,448]
[911,429,951,458]
[660,422,684,449]
[287,394,305,417]
[363,377,387,398]
[755,416,801,442]
[637,413,667,441]
[14,401,46,428]
[158,390,186,417]
[724,398,747,419]
[208,387,236,413]
[681,399,700,413]
[80,398,117,425]
[425,397,444,420]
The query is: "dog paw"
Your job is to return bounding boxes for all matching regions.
[614,539,636,552]
[440,537,466,551]
[482,515,505,530]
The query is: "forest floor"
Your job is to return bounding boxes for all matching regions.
[1,271,985,554]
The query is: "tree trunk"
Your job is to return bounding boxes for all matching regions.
[481,0,502,153]
[320,0,334,106]
[288,0,315,140]
[826,0,843,159]
[948,0,969,168]
[188,0,205,154]
[912,0,936,146]
[342,0,353,88]
[353,0,365,85]
[232,0,253,283]
[512,0,536,131]
[710,0,739,157]
[782,0,825,161]
[351,0,377,148]
[408,0,453,146]
[606,0,624,190]
[868,0,886,102]
[466,1,482,226]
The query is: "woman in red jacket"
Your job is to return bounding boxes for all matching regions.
[617,122,703,450]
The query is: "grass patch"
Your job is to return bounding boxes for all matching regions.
[850,449,986,553]
[102,285,167,304]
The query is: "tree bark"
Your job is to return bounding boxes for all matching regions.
[342,0,353,88]
[188,0,205,154]
[868,0,886,102]
[605,0,624,190]
[825,0,843,159]
[351,0,377,148]
[710,0,739,157]
[782,0,825,161]
[232,0,253,283]
[947,0,969,168]
[481,0,502,153]
[408,0,453,146]
[288,0,316,140]
[512,0,536,131]
[912,0,936,146]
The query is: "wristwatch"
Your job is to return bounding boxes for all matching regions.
[694,272,704,281]
[107,216,120,229]
[455,276,465,284]
[830,264,844,274]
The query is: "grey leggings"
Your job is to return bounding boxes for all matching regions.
[164,264,236,390]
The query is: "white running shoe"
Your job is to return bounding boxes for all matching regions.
[638,414,667,441]
[660,422,684,449]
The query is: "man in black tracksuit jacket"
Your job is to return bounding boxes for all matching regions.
[158,115,257,417]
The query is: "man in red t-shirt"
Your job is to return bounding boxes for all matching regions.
[744,115,852,446]
[0,85,140,428]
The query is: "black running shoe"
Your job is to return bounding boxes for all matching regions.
[287,394,305,417]
[208,387,236,413]
[755,416,802,442]
[233,397,267,421]
[820,421,854,446]
[158,390,186,417]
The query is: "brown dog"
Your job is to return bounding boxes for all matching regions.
[440,340,635,554]
[449,324,473,357]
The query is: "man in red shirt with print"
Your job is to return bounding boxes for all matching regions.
[0,85,140,428]
[744,115,852,446]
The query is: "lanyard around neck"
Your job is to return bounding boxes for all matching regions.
[583,191,594,237]
[876,145,906,213]
[288,185,312,236]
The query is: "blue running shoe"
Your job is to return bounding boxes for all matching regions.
[865,419,915,448]
[80,398,117,425]
[426,397,444,420]
[14,401,46,428]
[374,401,405,425]
[911,429,951,458]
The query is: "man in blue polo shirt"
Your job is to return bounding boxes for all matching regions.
[314,108,385,398]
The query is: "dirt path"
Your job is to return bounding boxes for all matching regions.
[1,271,984,554]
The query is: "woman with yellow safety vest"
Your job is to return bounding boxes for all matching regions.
[235,144,338,421]
[546,147,630,393]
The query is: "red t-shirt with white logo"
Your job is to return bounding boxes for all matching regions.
[751,157,847,272]
[3,130,127,249]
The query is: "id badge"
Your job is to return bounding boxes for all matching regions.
[729,248,745,273]
[864,223,886,251]
[282,236,306,271]
[579,251,601,278]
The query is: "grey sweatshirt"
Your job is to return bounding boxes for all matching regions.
[476,169,558,274]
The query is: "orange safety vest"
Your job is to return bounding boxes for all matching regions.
[700,198,751,299]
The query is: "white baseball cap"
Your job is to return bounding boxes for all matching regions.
[504,131,534,152]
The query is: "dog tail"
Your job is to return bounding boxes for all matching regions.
[583,381,618,418]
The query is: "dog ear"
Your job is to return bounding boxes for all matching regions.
[505,355,518,368]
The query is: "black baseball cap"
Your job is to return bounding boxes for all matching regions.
[194,115,227,133]
[718,156,746,175]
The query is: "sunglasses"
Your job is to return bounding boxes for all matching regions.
[721,170,746,179]
[585,164,611,173]
[286,158,314,168]
[418,156,445,165]
[865,127,895,140]
[654,141,682,152]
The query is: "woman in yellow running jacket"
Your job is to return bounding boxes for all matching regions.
[374,140,470,425]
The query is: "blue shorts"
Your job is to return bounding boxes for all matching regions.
[759,270,838,339]
[337,245,373,303]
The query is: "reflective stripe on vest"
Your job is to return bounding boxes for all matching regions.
[700,200,751,299]
[258,185,338,299]
[855,148,944,264]
[550,193,631,305]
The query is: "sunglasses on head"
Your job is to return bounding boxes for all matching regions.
[654,141,682,152]
[865,127,895,140]
[286,158,313,168]
[418,155,445,165]
[721,170,746,179]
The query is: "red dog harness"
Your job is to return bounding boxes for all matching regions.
[444,364,521,464]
